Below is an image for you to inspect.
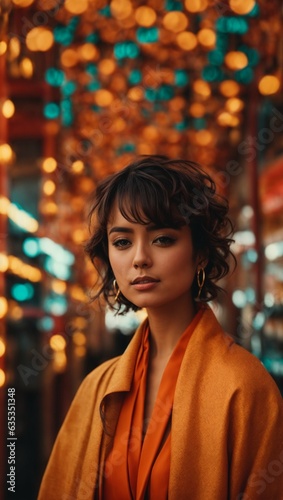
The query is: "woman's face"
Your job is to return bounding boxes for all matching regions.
[107,202,198,311]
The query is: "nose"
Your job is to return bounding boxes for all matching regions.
[133,242,152,269]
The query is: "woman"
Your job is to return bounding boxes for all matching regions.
[38,155,283,500]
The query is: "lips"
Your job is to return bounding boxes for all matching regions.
[131,276,160,285]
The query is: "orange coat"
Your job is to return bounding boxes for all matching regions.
[38,307,283,500]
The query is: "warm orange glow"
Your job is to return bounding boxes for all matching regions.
[0,369,5,388]
[72,228,87,243]
[9,38,21,59]
[74,346,87,358]
[258,75,280,95]
[189,102,206,117]
[0,297,8,319]
[0,144,13,163]
[8,256,41,281]
[53,351,67,372]
[193,79,211,97]
[40,201,58,215]
[135,6,157,27]
[61,49,79,67]
[26,27,54,52]
[9,304,23,321]
[0,41,7,56]
[185,0,208,12]
[12,0,34,6]
[79,43,99,61]
[98,59,116,75]
[229,0,256,15]
[218,111,240,127]
[0,196,10,215]
[65,0,88,14]
[110,0,133,19]
[197,29,216,48]
[94,89,114,107]
[2,100,15,119]
[42,157,57,173]
[20,58,34,78]
[0,253,9,272]
[73,332,87,346]
[163,12,188,33]
[71,160,84,173]
[225,97,244,113]
[219,80,240,97]
[225,51,248,70]
[51,280,67,294]
[50,335,66,351]
[195,130,213,146]
[42,180,56,196]
[176,31,197,51]
[0,338,6,357]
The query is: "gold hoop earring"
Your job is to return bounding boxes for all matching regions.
[113,279,121,301]
[196,267,205,300]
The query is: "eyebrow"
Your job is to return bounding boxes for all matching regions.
[108,224,173,235]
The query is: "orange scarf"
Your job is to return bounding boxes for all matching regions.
[102,309,203,499]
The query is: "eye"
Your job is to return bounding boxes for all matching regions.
[154,236,176,246]
[112,238,131,248]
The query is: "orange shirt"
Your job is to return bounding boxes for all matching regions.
[102,310,203,499]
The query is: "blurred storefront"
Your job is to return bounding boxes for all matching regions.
[0,0,282,498]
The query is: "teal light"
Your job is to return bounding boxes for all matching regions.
[193,117,206,130]
[174,69,189,86]
[61,99,73,127]
[117,143,136,154]
[175,119,188,130]
[128,69,142,85]
[245,3,260,17]
[54,26,74,46]
[37,316,55,331]
[216,34,228,51]
[145,88,157,101]
[86,81,101,91]
[234,67,254,84]
[99,6,111,17]
[208,50,224,65]
[85,33,99,43]
[216,17,249,35]
[165,0,183,10]
[86,63,98,76]
[23,238,40,257]
[62,80,77,97]
[114,41,140,60]
[44,257,71,281]
[45,68,65,87]
[44,295,68,316]
[11,283,34,302]
[44,102,60,119]
[202,65,224,82]
[159,84,174,100]
[239,45,260,66]
[136,27,159,44]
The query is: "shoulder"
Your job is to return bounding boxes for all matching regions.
[76,356,120,396]
[200,308,282,402]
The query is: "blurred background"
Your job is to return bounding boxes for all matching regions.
[0,0,283,498]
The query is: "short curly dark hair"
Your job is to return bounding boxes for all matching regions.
[85,155,235,313]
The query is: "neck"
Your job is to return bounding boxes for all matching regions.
[146,295,197,359]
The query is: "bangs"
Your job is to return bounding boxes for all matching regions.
[114,170,186,228]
